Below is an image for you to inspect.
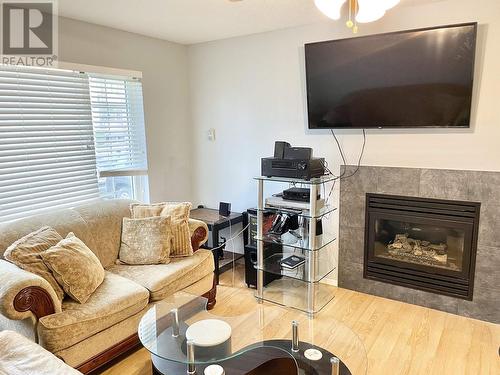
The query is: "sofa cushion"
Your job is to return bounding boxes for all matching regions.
[161,202,193,257]
[0,330,82,375]
[38,272,149,353]
[71,199,134,268]
[40,233,105,304]
[119,216,172,265]
[107,249,214,302]
[3,226,65,303]
[130,202,194,258]
[129,202,165,218]
[0,208,95,260]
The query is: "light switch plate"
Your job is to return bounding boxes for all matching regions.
[208,128,216,141]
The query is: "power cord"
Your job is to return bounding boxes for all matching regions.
[330,128,366,180]
[209,223,250,252]
[341,128,366,179]
[330,129,348,179]
[320,128,366,205]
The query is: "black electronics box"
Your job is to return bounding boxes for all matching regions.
[262,141,325,180]
[261,157,325,180]
[243,208,282,289]
[282,187,320,202]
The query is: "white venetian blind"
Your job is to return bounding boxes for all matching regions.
[88,75,148,179]
[0,65,100,223]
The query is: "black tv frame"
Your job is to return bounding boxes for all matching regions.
[305,22,478,129]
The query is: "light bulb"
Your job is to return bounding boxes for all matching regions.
[314,0,347,21]
[356,0,386,23]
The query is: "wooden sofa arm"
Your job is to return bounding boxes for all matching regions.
[0,260,60,320]
[14,286,57,320]
[189,219,209,251]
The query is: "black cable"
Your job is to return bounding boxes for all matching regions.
[342,129,366,179]
[322,128,367,204]
[320,158,333,177]
[330,129,348,178]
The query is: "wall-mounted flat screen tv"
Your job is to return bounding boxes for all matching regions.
[305,23,477,129]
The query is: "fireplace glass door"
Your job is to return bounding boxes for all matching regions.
[372,214,471,273]
[365,194,480,299]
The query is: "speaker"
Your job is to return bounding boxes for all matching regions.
[273,141,291,158]
[219,202,231,217]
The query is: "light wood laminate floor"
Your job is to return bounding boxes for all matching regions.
[99,264,500,375]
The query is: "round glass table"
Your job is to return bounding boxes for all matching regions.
[138,292,368,375]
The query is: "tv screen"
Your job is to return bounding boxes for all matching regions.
[305,23,477,129]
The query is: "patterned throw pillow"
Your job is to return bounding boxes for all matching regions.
[128,202,165,219]
[4,227,65,302]
[160,202,193,257]
[40,233,105,304]
[119,216,172,265]
[130,202,194,257]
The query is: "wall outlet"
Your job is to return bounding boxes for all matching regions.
[208,128,216,141]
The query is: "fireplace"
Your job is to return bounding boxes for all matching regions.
[364,193,480,300]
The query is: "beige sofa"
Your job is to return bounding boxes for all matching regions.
[0,330,82,375]
[0,199,215,374]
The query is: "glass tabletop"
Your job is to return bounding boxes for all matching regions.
[138,291,368,374]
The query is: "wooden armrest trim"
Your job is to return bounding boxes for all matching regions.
[191,226,207,252]
[14,286,56,319]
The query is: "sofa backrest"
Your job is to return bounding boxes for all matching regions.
[0,199,133,268]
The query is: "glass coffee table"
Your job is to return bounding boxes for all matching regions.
[138,292,368,375]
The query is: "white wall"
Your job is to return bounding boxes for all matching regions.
[187,0,500,281]
[59,17,192,203]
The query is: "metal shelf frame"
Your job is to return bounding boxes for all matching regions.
[255,177,336,316]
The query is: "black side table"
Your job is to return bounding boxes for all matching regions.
[190,208,244,285]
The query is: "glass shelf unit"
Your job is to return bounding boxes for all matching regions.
[255,245,336,282]
[257,204,337,219]
[255,233,336,252]
[255,174,337,315]
[254,175,337,185]
[257,276,337,314]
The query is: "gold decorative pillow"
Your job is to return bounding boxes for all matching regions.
[40,233,105,304]
[160,202,193,257]
[129,202,165,219]
[3,227,65,302]
[130,202,194,257]
[119,216,172,265]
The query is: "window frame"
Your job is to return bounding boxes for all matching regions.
[0,62,149,223]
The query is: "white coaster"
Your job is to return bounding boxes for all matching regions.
[304,348,323,361]
[204,364,225,375]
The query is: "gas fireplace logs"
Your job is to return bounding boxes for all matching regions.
[386,233,448,264]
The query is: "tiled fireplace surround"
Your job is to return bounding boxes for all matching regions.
[339,165,499,323]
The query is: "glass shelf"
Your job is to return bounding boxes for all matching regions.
[257,276,336,314]
[255,247,336,282]
[254,175,337,185]
[255,232,336,251]
[258,204,336,219]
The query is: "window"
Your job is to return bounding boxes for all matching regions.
[0,65,100,223]
[0,65,149,224]
[89,75,149,202]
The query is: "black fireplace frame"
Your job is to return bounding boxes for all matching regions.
[364,193,480,300]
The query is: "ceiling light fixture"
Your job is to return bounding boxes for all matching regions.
[315,0,400,33]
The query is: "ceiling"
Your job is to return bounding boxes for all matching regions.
[58,0,445,45]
